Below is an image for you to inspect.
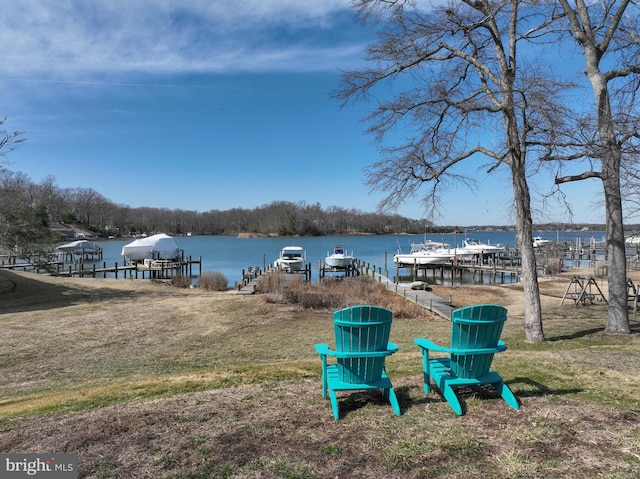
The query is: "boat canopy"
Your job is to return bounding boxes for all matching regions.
[121,233,180,260]
[56,240,100,254]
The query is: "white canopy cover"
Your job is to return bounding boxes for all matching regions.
[121,233,180,261]
[56,240,100,254]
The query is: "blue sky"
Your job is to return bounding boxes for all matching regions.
[1,0,604,226]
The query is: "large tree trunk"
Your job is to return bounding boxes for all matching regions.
[512,158,545,343]
[598,107,630,334]
[602,168,630,334]
[590,74,631,334]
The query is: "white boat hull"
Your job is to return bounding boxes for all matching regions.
[274,246,306,272]
[455,239,502,257]
[533,237,552,248]
[394,241,454,266]
[393,252,453,266]
[324,245,354,268]
[274,258,305,272]
[325,256,354,268]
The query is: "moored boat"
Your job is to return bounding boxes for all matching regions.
[274,245,306,272]
[625,234,640,246]
[325,245,354,268]
[56,240,101,255]
[455,239,502,257]
[532,236,552,248]
[393,241,454,266]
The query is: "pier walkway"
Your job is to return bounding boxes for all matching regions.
[363,269,454,320]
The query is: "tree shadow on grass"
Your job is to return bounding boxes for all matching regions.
[547,317,640,341]
[546,326,608,341]
[0,270,164,313]
[508,377,582,398]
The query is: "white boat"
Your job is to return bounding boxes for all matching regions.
[121,233,180,261]
[274,245,306,272]
[325,245,354,268]
[56,240,100,254]
[533,236,552,248]
[393,241,454,266]
[455,239,502,257]
[625,234,640,246]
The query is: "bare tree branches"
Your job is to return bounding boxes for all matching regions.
[555,171,602,183]
[337,1,574,216]
[554,0,639,334]
[338,1,567,342]
[0,117,26,166]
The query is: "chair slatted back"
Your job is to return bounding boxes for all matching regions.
[333,305,393,384]
[450,304,507,379]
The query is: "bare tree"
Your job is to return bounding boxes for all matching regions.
[337,0,574,342]
[73,187,108,228]
[549,0,640,334]
[0,117,25,167]
[35,175,73,223]
[0,170,55,252]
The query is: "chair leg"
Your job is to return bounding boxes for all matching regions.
[320,357,328,398]
[421,353,431,394]
[442,384,463,415]
[321,371,328,399]
[422,372,432,395]
[385,388,401,416]
[329,388,340,420]
[494,381,520,410]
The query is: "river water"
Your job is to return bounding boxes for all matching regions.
[90,230,606,287]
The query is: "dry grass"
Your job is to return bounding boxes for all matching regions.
[1,269,639,478]
[257,272,430,319]
[198,271,230,291]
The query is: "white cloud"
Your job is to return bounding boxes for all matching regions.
[0,0,360,79]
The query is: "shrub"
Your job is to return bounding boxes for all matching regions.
[542,257,564,275]
[257,273,431,319]
[282,284,344,310]
[199,271,229,291]
[171,274,191,289]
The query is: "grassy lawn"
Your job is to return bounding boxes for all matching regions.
[1,269,639,478]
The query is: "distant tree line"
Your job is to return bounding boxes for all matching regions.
[0,167,623,256]
[0,169,431,254]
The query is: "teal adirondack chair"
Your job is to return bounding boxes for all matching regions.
[414,304,519,415]
[314,305,401,420]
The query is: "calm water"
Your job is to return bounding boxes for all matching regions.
[91,230,606,286]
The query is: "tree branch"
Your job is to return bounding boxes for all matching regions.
[554,171,602,184]
[600,0,633,53]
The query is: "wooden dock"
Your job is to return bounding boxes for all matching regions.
[392,262,522,284]
[1,255,202,281]
[237,263,312,293]
[318,260,358,280]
